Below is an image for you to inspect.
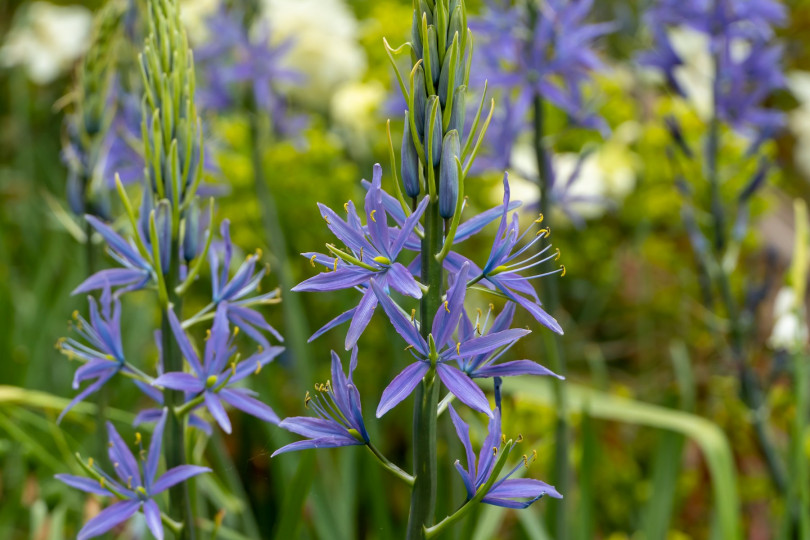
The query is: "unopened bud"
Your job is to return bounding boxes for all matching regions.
[413,65,427,139]
[138,188,154,242]
[401,114,421,198]
[426,25,440,87]
[411,11,423,60]
[448,6,464,52]
[439,130,460,219]
[183,199,200,262]
[425,96,443,167]
[67,170,85,216]
[154,200,171,273]
[438,35,458,107]
[448,85,466,135]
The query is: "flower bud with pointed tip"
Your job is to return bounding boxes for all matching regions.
[401,114,421,198]
[426,25,440,87]
[448,6,464,50]
[138,187,154,243]
[412,11,423,59]
[439,130,460,219]
[419,0,434,26]
[154,199,172,273]
[438,35,458,107]
[448,85,466,136]
[414,65,427,139]
[183,200,200,262]
[67,170,85,216]
[425,95,443,167]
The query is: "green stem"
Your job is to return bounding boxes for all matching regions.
[366,443,415,485]
[162,236,195,540]
[407,180,443,540]
[532,91,568,540]
[791,348,810,537]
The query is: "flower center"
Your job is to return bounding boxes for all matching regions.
[373,255,391,266]
[205,375,218,388]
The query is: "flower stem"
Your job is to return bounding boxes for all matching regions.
[366,442,414,485]
[532,90,569,540]
[407,181,443,540]
[162,236,196,540]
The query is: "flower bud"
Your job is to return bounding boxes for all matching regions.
[425,95,443,167]
[418,0,434,26]
[401,114,421,198]
[439,130,460,219]
[413,65,427,139]
[67,170,85,216]
[438,35,459,107]
[448,6,464,51]
[448,85,466,136]
[138,187,154,243]
[154,199,172,273]
[426,25,440,87]
[411,12,423,60]
[183,199,200,262]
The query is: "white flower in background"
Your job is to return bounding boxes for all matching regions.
[261,0,367,107]
[768,286,808,352]
[0,2,92,84]
[500,122,639,222]
[787,71,810,179]
[179,0,219,44]
[667,26,714,121]
[331,80,385,151]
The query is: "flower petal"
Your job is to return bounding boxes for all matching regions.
[376,361,429,418]
[456,328,530,358]
[292,266,372,292]
[390,195,429,257]
[219,388,280,424]
[151,465,211,494]
[166,307,204,376]
[370,278,427,355]
[55,474,113,497]
[271,436,361,457]
[152,372,204,393]
[387,263,423,299]
[431,263,469,347]
[473,359,562,379]
[448,405,476,478]
[345,288,378,350]
[308,307,356,342]
[204,391,232,434]
[436,364,493,417]
[143,500,163,540]
[77,500,141,540]
[145,409,168,490]
[106,421,141,487]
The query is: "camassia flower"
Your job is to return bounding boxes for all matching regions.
[210,219,283,347]
[72,215,158,295]
[56,287,129,423]
[371,263,529,418]
[272,348,369,455]
[294,164,429,349]
[455,302,561,380]
[449,405,561,509]
[477,174,564,335]
[153,303,284,434]
[55,411,210,540]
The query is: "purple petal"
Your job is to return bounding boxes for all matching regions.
[145,409,167,490]
[271,436,361,456]
[431,263,469,347]
[487,478,562,500]
[204,302,231,375]
[330,351,352,415]
[166,307,204,376]
[152,372,204,393]
[278,416,347,439]
[55,474,113,497]
[370,278,427,355]
[151,465,211,494]
[72,269,147,295]
[106,422,141,487]
[454,201,522,243]
[292,266,373,293]
[77,500,141,540]
[457,328,530,358]
[390,195,429,257]
[345,288,378,350]
[448,405,476,478]
[308,307,356,342]
[494,280,563,334]
[387,263,423,299]
[204,391,232,434]
[316,203,372,255]
[436,364,493,417]
[473,359,562,379]
[143,500,163,540]
[230,347,285,383]
[219,388,279,424]
[376,361,429,418]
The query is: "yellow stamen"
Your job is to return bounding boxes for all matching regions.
[492,447,498,456]
[230,362,236,376]
[72,310,79,320]
[255,248,263,259]
[370,209,377,222]
[501,433,506,443]
[99,478,106,489]
[205,329,211,340]
[535,213,544,224]
[554,247,561,261]
[410,308,416,322]
[254,361,262,375]
[333,258,339,271]
[233,326,240,337]
[88,458,94,468]
[516,434,523,443]
[310,254,317,267]
[560,265,566,277]
[127,476,132,489]
[456,342,461,355]
[536,227,550,238]
[523,454,529,468]
[344,202,350,212]
[322,214,330,224]
[444,301,450,313]
[134,432,142,445]
[304,391,311,408]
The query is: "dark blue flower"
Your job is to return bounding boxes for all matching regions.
[371,262,529,417]
[153,303,283,434]
[294,164,429,349]
[449,404,561,508]
[272,348,369,455]
[55,410,210,540]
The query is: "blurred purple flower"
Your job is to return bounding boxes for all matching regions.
[55,410,210,540]
[371,262,529,418]
[449,404,562,508]
[153,303,283,434]
[273,348,369,455]
[294,164,428,349]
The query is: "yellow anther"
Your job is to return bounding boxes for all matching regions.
[206,375,218,388]
[532,449,537,460]
[444,301,450,313]
[205,329,211,340]
[114,462,120,468]
[489,303,494,311]
[476,308,482,317]
[410,308,416,322]
[230,362,237,376]
[516,434,523,443]
[322,214,330,224]
[99,478,106,489]
[560,265,566,277]
[76,322,83,331]
[246,254,254,263]
[492,447,498,456]
[333,258,339,271]
[310,254,317,267]
[501,433,506,443]
[72,310,79,320]
[134,432,142,445]
[535,213,544,224]
[88,457,94,468]
[255,248,263,259]
[360,247,364,260]
[257,345,264,352]
[304,391,311,408]
[475,323,481,335]
[344,202,350,212]
[523,454,529,468]
[233,326,240,337]
[370,209,377,222]
[404,344,414,352]
[554,247,561,261]
[215,509,226,527]
[536,227,550,238]
[254,361,262,375]
[456,342,461,355]
[127,476,133,489]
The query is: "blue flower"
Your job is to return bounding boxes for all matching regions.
[55,410,210,540]
[449,404,561,508]
[293,164,429,349]
[209,219,283,348]
[476,174,564,335]
[153,303,284,434]
[272,348,369,455]
[371,262,529,417]
[57,287,129,423]
[455,302,561,379]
